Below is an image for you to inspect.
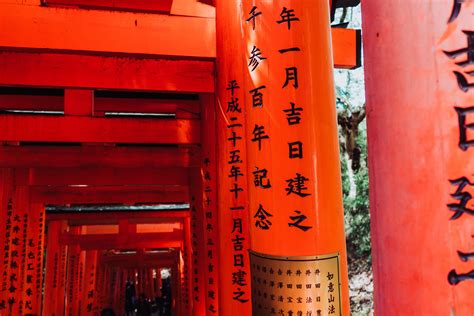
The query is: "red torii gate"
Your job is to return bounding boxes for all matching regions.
[0,0,360,315]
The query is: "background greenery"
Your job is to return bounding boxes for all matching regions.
[333,4,371,265]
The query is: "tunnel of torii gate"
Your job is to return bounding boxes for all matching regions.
[0,0,444,314]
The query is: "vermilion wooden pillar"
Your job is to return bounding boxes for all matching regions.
[178,252,184,315]
[81,250,98,315]
[76,242,86,314]
[183,217,193,313]
[55,221,68,316]
[199,95,220,315]
[241,1,349,314]
[0,169,13,311]
[156,268,162,298]
[189,170,206,316]
[215,2,253,315]
[96,263,106,312]
[363,1,474,314]
[7,185,29,315]
[112,267,120,312]
[66,226,81,316]
[22,202,45,315]
[44,221,62,316]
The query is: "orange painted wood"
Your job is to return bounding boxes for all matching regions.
[189,170,207,316]
[363,1,474,314]
[65,226,82,316]
[64,89,94,116]
[332,28,361,69]
[17,167,189,186]
[0,3,215,58]
[32,185,189,205]
[0,5,355,69]
[0,146,200,168]
[215,2,253,313]
[0,169,13,309]
[0,114,199,144]
[240,0,350,313]
[22,203,45,314]
[73,246,86,315]
[183,217,193,314]
[171,0,215,18]
[44,0,173,13]
[95,264,106,312]
[55,222,69,316]
[7,186,29,315]
[81,250,98,315]
[0,52,214,93]
[199,96,220,315]
[43,221,62,316]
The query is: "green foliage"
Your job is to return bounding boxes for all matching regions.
[341,125,371,261]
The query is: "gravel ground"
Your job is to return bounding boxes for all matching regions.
[349,259,374,316]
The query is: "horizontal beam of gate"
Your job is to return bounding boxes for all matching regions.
[0,94,200,116]
[0,146,200,168]
[16,167,189,186]
[0,51,214,93]
[60,230,183,250]
[47,210,190,225]
[32,185,189,205]
[101,251,178,264]
[0,3,215,58]
[0,114,199,144]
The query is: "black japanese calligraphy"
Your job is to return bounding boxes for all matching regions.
[228,130,243,147]
[283,102,303,125]
[277,7,300,30]
[279,47,301,54]
[233,287,249,303]
[251,125,270,151]
[253,167,271,189]
[232,218,243,234]
[447,0,467,23]
[283,67,299,89]
[288,211,313,231]
[227,96,242,113]
[453,71,474,92]
[232,269,248,286]
[247,6,262,30]
[455,107,474,150]
[288,141,303,159]
[230,183,244,199]
[448,269,474,285]
[254,204,273,230]
[249,46,267,71]
[229,165,244,181]
[286,173,311,197]
[444,31,474,67]
[227,80,240,96]
[228,150,243,164]
[457,250,474,262]
[249,86,266,108]
[447,177,474,219]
